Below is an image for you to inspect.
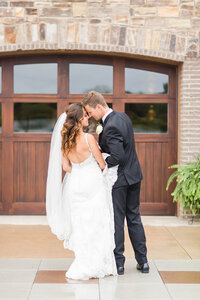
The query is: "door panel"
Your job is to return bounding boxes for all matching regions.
[136,140,176,214]
[13,141,50,213]
[0,55,177,215]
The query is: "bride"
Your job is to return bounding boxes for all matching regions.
[46,103,117,280]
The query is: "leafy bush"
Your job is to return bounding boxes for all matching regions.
[166,156,200,216]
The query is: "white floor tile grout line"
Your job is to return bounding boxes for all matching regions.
[152,259,174,300]
[26,259,42,300]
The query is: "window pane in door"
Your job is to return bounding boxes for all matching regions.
[14,63,57,94]
[125,103,168,133]
[14,103,57,132]
[125,68,168,94]
[69,64,113,94]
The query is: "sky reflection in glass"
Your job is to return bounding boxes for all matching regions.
[14,63,57,94]
[125,68,168,94]
[69,64,113,94]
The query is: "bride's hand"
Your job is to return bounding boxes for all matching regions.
[102,164,108,175]
[100,162,106,171]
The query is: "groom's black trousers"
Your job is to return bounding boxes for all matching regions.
[112,182,147,267]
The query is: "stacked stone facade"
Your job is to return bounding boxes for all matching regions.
[0,0,199,62]
[0,0,200,215]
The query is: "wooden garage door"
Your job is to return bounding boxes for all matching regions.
[0,55,177,215]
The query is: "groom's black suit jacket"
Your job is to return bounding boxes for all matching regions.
[99,111,143,188]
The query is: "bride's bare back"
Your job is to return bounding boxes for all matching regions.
[62,133,106,172]
[67,133,91,164]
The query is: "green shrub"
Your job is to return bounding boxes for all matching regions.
[166,155,200,216]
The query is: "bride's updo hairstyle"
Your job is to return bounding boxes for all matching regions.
[61,103,85,155]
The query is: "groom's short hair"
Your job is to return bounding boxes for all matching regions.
[82,91,108,108]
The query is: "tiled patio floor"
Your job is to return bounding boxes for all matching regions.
[0,217,199,300]
[0,258,200,300]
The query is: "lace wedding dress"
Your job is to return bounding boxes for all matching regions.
[46,113,117,280]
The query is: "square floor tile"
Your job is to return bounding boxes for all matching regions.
[144,226,190,259]
[0,283,32,300]
[28,283,99,300]
[0,259,41,270]
[159,271,200,284]
[166,227,200,259]
[99,283,171,300]
[34,270,98,284]
[100,260,162,284]
[34,270,67,283]
[0,270,37,283]
[39,258,73,270]
[154,259,200,271]
[166,284,200,300]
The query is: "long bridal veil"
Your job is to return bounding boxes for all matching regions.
[46,112,72,242]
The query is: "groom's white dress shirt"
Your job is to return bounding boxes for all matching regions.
[102,108,113,123]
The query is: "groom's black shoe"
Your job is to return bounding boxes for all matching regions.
[136,262,149,273]
[117,266,124,275]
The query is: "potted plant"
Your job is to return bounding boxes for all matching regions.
[166,155,200,219]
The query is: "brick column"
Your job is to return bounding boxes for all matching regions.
[180,59,200,164]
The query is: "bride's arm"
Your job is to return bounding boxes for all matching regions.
[87,134,106,170]
[62,154,72,173]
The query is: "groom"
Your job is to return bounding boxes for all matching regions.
[83,91,149,275]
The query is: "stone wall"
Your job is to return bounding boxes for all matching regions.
[0,0,200,165]
[0,0,199,61]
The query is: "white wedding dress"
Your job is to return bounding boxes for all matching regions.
[46,113,117,280]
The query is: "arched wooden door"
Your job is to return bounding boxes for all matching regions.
[0,54,177,215]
